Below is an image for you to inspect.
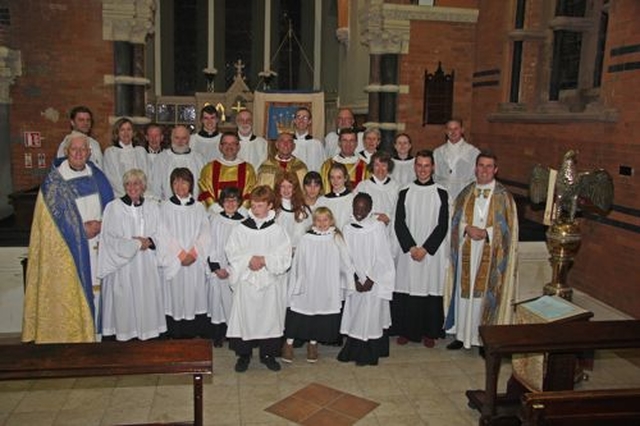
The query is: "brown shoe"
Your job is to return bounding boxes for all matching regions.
[281,342,294,363]
[306,343,318,363]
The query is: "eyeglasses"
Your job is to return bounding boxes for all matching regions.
[295,115,310,121]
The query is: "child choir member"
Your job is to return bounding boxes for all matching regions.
[315,163,354,230]
[282,207,355,363]
[274,171,312,250]
[225,186,292,373]
[302,171,323,211]
[338,193,395,366]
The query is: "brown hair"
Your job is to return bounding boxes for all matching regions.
[275,171,309,222]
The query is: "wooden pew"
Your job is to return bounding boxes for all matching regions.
[467,320,640,426]
[0,339,213,426]
[521,388,640,426]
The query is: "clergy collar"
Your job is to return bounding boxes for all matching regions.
[171,146,192,155]
[117,141,134,149]
[198,129,219,138]
[220,211,244,220]
[414,177,435,186]
[393,155,413,161]
[295,132,312,140]
[238,133,257,141]
[169,195,195,206]
[475,180,496,190]
[325,188,351,198]
[446,138,466,149]
[243,209,276,229]
[337,153,358,161]
[370,176,391,185]
[218,157,242,166]
[121,195,144,206]
[146,146,163,154]
[275,154,293,162]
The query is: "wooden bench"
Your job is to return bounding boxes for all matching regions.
[0,339,213,426]
[521,388,640,426]
[467,320,640,426]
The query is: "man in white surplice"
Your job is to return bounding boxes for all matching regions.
[433,119,480,209]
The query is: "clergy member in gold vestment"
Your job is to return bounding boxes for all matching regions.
[198,132,256,210]
[23,133,114,343]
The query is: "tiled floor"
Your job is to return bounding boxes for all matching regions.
[1,334,640,426]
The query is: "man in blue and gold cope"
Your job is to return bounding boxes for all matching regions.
[23,132,114,343]
[444,151,518,351]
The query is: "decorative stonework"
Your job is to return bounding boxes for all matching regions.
[363,121,405,132]
[103,75,151,86]
[360,0,478,55]
[0,46,21,104]
[103,0,156,43]
[364,84,409,94]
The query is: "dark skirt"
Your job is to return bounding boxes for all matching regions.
[284,308,342,344]
[390,292,445,341]
[337,330,389,366]
[166,314,211,339]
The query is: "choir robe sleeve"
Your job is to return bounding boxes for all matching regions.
[190,209,212,265]
[97,201,142,278]
[365,223,396,301]
[336,234,356,292]
[263,227,293,275]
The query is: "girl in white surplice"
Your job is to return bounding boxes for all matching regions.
[338,193,396,366]
[282,207,355,364]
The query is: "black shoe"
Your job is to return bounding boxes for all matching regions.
[446,340,464,350]
[260,356,281,372]
[235,356,250,373]
[478,347,486,359]
[213,339,223,348]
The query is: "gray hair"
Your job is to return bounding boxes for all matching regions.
[63,131,90,155]
[363,128,381,139]
[122,168,147,191]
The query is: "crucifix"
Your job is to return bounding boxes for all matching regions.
[234,59,245,79]
[231,101,246,114]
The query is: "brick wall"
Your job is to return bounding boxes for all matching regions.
[398,18,477,152]
[8,0,114,191]
[470,0,640,317]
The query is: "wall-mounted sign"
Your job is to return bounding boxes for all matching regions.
[24,131,42,148]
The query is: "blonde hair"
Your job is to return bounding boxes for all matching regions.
[122,168,147,192]
[312,207,344,239]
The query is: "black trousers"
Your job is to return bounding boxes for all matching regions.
[229,337,281,358]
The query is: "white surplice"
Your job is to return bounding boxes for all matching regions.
[159,197,211,320]
[98,197,166,341]
[224,211,292,340]
[207,211,244,324]
[341,217,395,340]
[288,228,355,315]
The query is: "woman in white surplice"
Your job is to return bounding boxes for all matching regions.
[224,186,292,373]
[98,169,166,341]
[159,167,211,339]
[207,187,245,347]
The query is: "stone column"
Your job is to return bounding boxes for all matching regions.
[103,0,156,125]
[0,47,21,218]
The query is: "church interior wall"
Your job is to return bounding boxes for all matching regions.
[468,0,640,318]
[397,18,476,151]
[8,0,114,192]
